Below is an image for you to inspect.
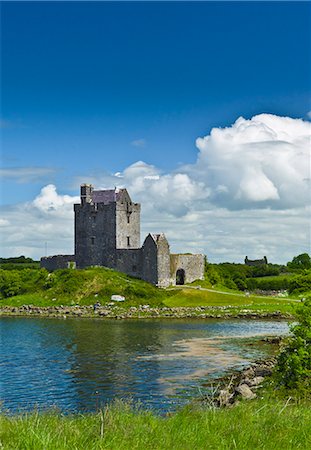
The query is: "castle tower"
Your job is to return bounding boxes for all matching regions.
[74,185,140,269]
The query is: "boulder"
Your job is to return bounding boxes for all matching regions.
[235,384,257,400]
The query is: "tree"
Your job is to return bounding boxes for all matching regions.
[287,253,311,270]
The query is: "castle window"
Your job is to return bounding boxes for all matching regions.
[127,236,130,246]
[127,215,130,224]
[132,265,137,272]
[91,237,95,245]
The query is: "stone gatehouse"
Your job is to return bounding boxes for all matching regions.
[41,184,204,287]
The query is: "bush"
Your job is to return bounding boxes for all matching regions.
[246,276,290,292]
[275,299,311,394]
[0,269,49,298]
[0,270,23,297]
[288,272,311,294]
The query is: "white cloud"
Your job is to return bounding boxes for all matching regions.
[0,186,79,258]
[0,167,57,183]
[131,138,146,148]
[1,114,310,263]
[193,114,310,209]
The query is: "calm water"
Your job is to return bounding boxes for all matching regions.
[0,317,289,413]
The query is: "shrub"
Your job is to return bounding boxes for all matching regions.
[0,270,23,297]
[288,272,311,294]
[274,299,311,394]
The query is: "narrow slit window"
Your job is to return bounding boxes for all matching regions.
[127,236,130,246]
[91,237,95,245]
[127,215,130,224]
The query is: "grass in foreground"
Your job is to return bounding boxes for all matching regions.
[1,397,311,450]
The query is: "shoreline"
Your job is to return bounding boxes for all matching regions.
[0,304,294,320]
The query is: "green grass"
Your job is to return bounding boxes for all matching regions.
[0,267,167,308]
[1,397,311,449]
[164,288,298,315]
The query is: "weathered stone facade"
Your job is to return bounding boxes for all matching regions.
[41,184,204,287]
[245,256,268,266]
[40,255,76,271]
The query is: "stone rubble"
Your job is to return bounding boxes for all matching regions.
[0,305,292,320]
[211,358,277,407]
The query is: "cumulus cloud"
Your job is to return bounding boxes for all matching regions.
[1,114,310,262]
[0,186,79,258]
[193,114,310,209]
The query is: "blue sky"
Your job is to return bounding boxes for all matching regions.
[1,1,310,262]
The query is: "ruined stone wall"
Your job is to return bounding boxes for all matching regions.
[156,236,171,288]
[141,235,158,285]
[245,256,268,266]
[40,255,75,271]
[170,254,205,285]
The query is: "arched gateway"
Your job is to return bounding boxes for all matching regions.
[176,268,185,285]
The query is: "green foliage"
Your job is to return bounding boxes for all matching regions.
[0,255,40,270]
[275,300,311,394]
[0,255,35,264]
[205,263,253,290]
[251,264,281,277]
[246,275,291,292]
[205,262,288,292]
[288,271,311,294]
[287,253,311,271]
[0,269,49,298]
[0,270,23,297]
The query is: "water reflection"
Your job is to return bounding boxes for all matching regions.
[0,317,289,413]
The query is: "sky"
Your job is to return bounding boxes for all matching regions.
[1,1,310,263]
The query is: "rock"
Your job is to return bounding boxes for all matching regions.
[250,376,264,386]
[235,384,257,400]
[218,389,233,407]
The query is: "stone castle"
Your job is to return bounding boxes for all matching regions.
[41,184,204,287]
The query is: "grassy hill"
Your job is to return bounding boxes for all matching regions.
[0,266,305,316]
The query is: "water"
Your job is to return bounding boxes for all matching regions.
[0,317,289,413]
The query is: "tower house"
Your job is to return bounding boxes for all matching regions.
[74,184,140,269]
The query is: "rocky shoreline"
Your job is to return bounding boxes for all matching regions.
[204,357,278,408]
[0,304,293,319]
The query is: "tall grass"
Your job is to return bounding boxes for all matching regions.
[1,398,310,449]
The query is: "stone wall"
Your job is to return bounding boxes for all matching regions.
[141,235,158,285]
[116,249,142,278]
[40,255,75,271]
[115,190,141,249]
[170,254,205,285]
[156,235,171,288]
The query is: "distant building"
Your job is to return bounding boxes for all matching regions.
[41,184,204,287]
[244,256,268,266]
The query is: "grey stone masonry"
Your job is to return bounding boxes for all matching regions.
[41,184,205,287]
[41,255,75,271]
[170,254,205,285]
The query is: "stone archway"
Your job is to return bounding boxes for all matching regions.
[176,268,185,285]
